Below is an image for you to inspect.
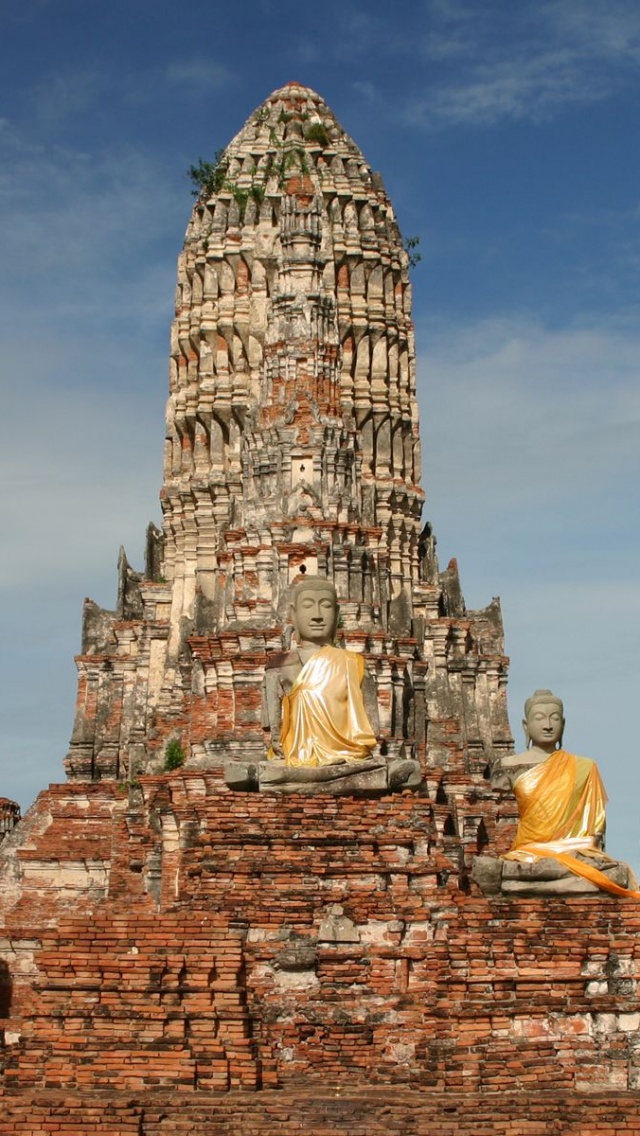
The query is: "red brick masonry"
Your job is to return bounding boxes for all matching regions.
[1,774,640,1133]
[1,1087,640,1136]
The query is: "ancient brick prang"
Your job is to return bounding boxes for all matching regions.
[62,82,511,786]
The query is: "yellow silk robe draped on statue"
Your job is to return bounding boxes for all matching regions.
[504,749,640,898]
[281,645,376,767]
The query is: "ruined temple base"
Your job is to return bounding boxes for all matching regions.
[3,777,640,1135]
[1,1087,640,1135]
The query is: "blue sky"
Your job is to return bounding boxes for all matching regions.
[1,0,639,867]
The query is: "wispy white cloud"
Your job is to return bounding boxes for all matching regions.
[7,57,236,134]
[29,69,102,127]
[352,79,377,104]
[406,0,640,127]
[421,315,640,518]
[0,386,161,804]
[165,59,235,90]
[546,0,640,61]
[287,36,323,66]
[330,4,423,63]
[0,120,181,323]
[0,121,178,584]
[418,314,640,651]
[0,117,174,811]
[410,49,610,127]
[0,352,163,591]
[543,202,640,303]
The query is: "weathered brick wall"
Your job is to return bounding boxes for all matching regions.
[3,911,265,1094]
[2,772,640,1129]
[0,1087,640,1135]
[141,774,640,1095]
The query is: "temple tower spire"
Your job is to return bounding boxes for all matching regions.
[162,81,423,640]
[65,83,512,788]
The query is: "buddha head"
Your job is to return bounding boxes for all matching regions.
[290,576,339,649]
[523,689,565,752]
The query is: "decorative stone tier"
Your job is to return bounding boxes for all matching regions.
[2,775,640,1119]
[66,558,511,780]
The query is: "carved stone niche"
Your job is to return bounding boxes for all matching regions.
[223,756,423,796]
[472,854,631,898]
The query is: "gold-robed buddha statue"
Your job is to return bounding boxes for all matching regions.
[500,689,639,899]
[225,575,422,794]
[263,577,379,767]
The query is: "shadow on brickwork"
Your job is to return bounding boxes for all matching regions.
[0,961,11,1020]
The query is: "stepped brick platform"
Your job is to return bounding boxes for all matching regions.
[1,1088,640,1136]
[2,775,640,1133]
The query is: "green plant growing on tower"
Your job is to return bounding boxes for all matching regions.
[164,738,186,771]
[188,151,228,197]
[404,235,422,269]
[228,183,266,221]
[188,145,270,218]
[231,187,250,217]
[304,122,329,147]
[273,146,310,185]
[188,127,313,218]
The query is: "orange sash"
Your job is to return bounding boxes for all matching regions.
[504,750,640,898]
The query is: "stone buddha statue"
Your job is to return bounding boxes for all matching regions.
[483,689,639,897]
[262,576,379,768]
[255,576,388,793]
[224,575,422,794]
